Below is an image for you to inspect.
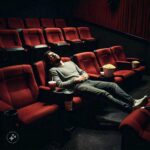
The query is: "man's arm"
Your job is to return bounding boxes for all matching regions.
[73,62,89,80]
[49,68,75,88]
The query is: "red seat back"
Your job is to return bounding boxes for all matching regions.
[0,65,38,109]
[40,18,55,28]
[45,28,65,44]
[0,30,22,48]
[55,19,66,28]
[77,27,93,40]
[95,48,117,67]
[7,18,25,29]
[63,27,80,41]
[74,52,100,75]
[22,28,46,47]
[0,18,7,29]
[25,18,41,28]
[111,45,126,61]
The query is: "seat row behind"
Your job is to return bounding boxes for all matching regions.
[0,18,67,29]
[73,46,145,84]
[0,27,96,66]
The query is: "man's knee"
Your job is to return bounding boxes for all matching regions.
[96,89,110,97]
[108,82,118,89]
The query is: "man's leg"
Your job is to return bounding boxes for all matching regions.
[75,82,131,111]
[88,80,133,104]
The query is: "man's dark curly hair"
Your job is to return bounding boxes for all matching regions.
[43,50,53,69]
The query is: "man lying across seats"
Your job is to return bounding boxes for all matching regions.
[43,51,148,112]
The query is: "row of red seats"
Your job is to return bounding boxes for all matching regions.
[0,27,96,66]
[73,46,145,84]
[0,18,67,29]
[0,48,146,146]
[0,57,81,130]
[0,46,145,125]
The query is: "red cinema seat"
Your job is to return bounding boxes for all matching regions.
[63,27,82,43]
[110,45,146,74]
[7,18,25,31]
[44,28,70,55]
[55,18,66,28]
[25,18,41,28]
[45,28,68,46]
[40,18,55,28]
[94,48,136,79]
[0,18,7,29]
[77,27,97,50]
[73,52,123,84]
[63,27,85,54]
[22,28,49,62]
[77,27,95,41]
[120,104,150,150]
[0,30,22,49]
[0,30,27,65]
[33,57,82,110]
[0,64,59,125]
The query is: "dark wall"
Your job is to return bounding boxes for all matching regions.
[0,0,77,18]
[74,0,150,40]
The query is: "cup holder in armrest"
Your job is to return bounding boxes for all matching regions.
[3,109,17,117]
[53,89,74,102]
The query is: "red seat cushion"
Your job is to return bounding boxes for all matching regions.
[114,70,135,78]
[17,102,58,124]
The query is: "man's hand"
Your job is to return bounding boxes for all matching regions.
[81,74,89,80]
[74,76,84,83]
[74,74,88,83]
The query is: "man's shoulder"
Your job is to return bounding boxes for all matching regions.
[64,61,74,65]
[49,67,57,72]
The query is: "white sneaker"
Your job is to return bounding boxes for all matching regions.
[133,95,148,109]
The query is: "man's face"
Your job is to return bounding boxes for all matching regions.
[47,52,61,66]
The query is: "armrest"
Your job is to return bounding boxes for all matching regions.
[33,44,48,49]
[0,100,13,112]
[88,73,101,79]
[57,41,69,46]
[116,61,132,70]
[6,47,25,51]
[16,28,23,32]
[82,38,96,42]
[127,57,139,62]
[66,40,83,44]
[38,86,73,104]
